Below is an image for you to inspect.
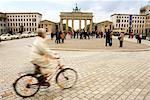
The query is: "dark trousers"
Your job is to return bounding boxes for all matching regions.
[105,38,109,46]
[120,41,123,47]
[139,38,141,43]
[62,39,64,43]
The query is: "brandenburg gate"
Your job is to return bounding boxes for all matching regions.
[60,5,93,32]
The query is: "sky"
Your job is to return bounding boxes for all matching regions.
[0,0,149,29]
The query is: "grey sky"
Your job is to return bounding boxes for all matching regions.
[0,0,149,23]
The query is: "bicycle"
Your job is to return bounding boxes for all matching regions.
[13,60,78,98]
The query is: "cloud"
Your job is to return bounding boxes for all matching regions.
[0,0,149,23]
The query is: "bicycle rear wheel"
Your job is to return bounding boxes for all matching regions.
[56,68,78,89]
[13,74,40,98]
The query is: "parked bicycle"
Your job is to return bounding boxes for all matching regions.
[13,60,78,98]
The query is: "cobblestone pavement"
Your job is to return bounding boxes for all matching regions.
[0,38,150,100]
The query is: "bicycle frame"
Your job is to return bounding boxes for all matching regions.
[44,60,63,83]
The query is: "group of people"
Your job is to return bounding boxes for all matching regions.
[105,30,125,47]
[50,31,65,44]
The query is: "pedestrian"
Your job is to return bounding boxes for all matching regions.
[105,30,110,46]
[55,30,60,44]
[138,33,142,44]
[51,32,54,40]
[118,32,124,47]
[109,31,113,46]
[60,31,65,43]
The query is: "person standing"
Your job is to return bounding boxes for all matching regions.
[109,31,113,46]
[60,31,65,43]
[118,32,125,47]
[105,30,110,46]
[138,33,142,44]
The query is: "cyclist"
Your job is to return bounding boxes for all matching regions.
[30,28,60,86]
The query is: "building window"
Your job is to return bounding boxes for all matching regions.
[8,23,9,26]
[32,28,34,31]
[116,19,120,23]
[26,15,28,17]
[18,19,20,21]
[30,23,31,26]
[27,19,28,21]
[11,23,12,26]
[16,23,17,26]
[124,24,126,27]
[32,23,34,26]
[29,19,31,21]
[32,15,33,17]
[27,28,28,31]
[27,23,28,26]
[35,23,36,26]
[24,19,25,21]
[13,23,15,26]
[24,23,25,26]
[21,19,22,21]
[32,18,36,22]
[30,28,31,31]
[16,19,17,21]
[35,15,36,17]
[29,15,31,17]
[10,19,12,21]
[18,15,20,17]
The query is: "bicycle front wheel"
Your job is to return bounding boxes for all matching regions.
[56,68,78,89]
[13,74,40,98]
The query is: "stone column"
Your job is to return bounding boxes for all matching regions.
[60,18,63,31]
[84,19,87,32]
[79,19,81,31]
[72,19,74,31]
[66,18,68,32]
[90,18,93,33]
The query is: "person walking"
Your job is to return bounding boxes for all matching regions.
[118,32,125,47]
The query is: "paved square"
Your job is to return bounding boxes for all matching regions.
[0,37,150,100]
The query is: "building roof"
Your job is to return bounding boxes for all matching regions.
[40,20,56,24]
[111,13,146,17]
[5,12,42,16]
[96,20,112,25]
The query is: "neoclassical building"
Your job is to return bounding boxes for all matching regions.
[95,21,113,32]
[0,12,7,34]
[6,12,42,33]
[111,5,150,35]
[39,20,57,33]
[59,5,93,32]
